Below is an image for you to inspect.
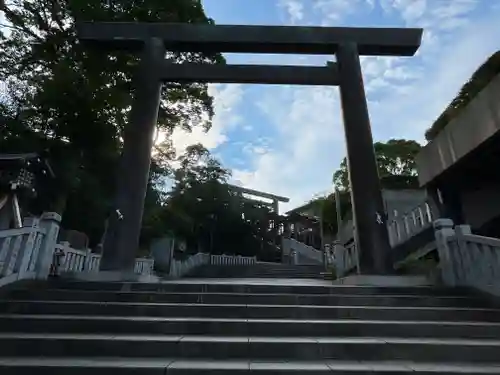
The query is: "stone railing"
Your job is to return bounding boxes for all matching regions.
[86,253,101,272]
[56,242,88,273]
[0,212,155,287]
[330,241,358,277]
[54,241,154,276]
[169,252,210,279]
[210,254,257,266]
[0,213,61,287]
[435,219,500,297]
[134,257,155,276]
[387,201,435,246]
[282,238,323,265]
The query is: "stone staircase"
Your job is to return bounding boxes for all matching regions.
[0,279,500,373]
[189,263,326,279]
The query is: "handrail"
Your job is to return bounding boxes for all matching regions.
[0,214,59,287]
[282,238,323,265]
[387,200,435,246]
[435,219,500,297]
[210,254,257,266]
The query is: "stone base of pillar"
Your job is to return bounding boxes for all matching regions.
[61,271,160,283]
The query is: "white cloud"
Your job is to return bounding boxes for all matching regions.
[381,0,479,31]
[313,0,359,23]
[232,85,344,212]
[369,12,500,142]
[170,84,244,156]
[279,0,304,24]
[206,0,500,214]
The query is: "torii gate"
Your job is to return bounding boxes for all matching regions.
[227,184,289,214]
[77,22,422,276]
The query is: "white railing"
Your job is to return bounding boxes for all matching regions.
[54,242,154,276]
[134,257,154,276]
[282,238,323,265]
[388,201,435,246]
[0,213,61,287]
[56,242,87,273]
[435,219,500,297]
[331,240,358,277]
[170,252,210,278]
[210,254,257,266]
[86,253,101,272]
[0,211,156,288]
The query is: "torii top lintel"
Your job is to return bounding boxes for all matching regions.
[77,22,423,56]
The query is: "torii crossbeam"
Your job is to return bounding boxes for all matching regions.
[77,22,422,276]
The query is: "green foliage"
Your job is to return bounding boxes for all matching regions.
[154,147,282,261]
[0,0,223,246]
[332,139,422,192]
[425,50,500,141]
[302,190,351,238]
[318,139,422,236]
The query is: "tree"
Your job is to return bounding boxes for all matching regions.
[333,139,422,191]
[0,0,223,246]
[151,145,282,260]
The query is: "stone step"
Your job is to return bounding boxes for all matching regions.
[1,333,500,363]
[6,289,490,308]
[2,358,500,375]
[1,314,500,339]
[42,281,468,296]
[2,300,500,321]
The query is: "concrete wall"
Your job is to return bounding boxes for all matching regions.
[461,185,500,229]
[382,189,428,222]
[417,73,500,186]
[338,189,428,245]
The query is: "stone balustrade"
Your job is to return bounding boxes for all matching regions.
[0,212,154,286]
[331,241,358,277]
[55,243,154,276]
[56,242,87,273]
[435,219,500,297]
[169,252,210,279]
[210,254,257,266]
[282,238,323,265]
[0,213,60,287]
[387,200,435,246]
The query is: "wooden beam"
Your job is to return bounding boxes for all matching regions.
[228,184,290,203]
[77,22,423,56]
[159,63,339,85]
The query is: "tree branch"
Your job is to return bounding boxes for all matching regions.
[1,5,44,42]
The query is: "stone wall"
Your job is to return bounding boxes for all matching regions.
[417,74,500,186]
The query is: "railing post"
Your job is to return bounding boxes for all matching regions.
[36,212,62,280]
[434,218,456,286]
[59,242,71,272]
[84,249,92,272]
[17,218,40,279]
[333,240,343,276]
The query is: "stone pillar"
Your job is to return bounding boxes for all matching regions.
[18,217,41,278]
[433,218,456,286]
[100,38,165,272]
[36,212,62,279]
[336,42,392,274]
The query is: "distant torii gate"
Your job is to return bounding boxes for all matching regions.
[77,22,422,276]
[227,184,289,214]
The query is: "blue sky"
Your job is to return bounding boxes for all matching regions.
[170,0,500,212]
